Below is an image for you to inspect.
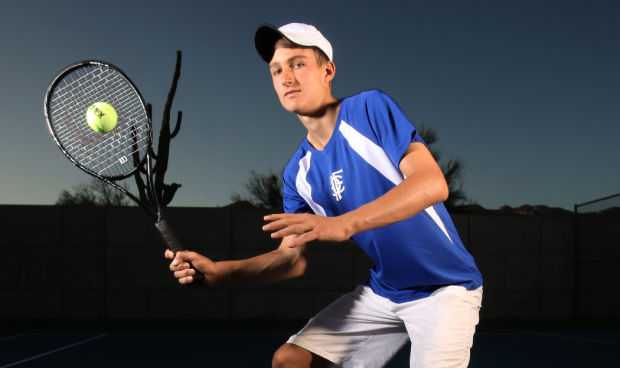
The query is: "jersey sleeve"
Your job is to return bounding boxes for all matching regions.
[364,90,424,168]
[282,165,311,214]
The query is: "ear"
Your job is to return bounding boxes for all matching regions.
[324,61,336,83]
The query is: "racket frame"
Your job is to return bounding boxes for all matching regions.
[43,60,197,265]
[44,61,159,215]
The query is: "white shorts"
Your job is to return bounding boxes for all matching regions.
[288,284,483,368]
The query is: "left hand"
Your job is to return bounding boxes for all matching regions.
[263,213,352,247]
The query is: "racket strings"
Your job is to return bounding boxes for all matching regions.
[47,64,150,179]
[91,134,150,175]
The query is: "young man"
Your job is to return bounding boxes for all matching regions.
[166,23,483,368]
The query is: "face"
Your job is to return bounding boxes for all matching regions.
[269,47,334,116]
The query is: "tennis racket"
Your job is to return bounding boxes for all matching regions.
[44,60,203,282]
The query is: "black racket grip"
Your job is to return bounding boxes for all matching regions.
[155,218,184,252]
[155,219,205,284]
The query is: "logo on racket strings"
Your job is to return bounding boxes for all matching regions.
[118,156,128,164]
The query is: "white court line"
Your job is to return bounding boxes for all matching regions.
[0,334,28,342]
[0,334,106,368]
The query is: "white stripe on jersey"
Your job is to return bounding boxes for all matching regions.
[296,151,327,216]
[423,205,453,244]
[339,120,453,243]
[339,121,404,185]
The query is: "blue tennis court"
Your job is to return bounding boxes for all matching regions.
[1,329,618,367]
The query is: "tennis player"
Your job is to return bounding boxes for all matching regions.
[166,22,483,368]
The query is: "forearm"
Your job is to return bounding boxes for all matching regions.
[342,169,448,236]
[213,244,307,285]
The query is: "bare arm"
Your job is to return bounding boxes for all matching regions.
[165,235,309,285]
[263,142,448,247]
[343,141,448,233]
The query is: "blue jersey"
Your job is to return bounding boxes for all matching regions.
[282,90,482,303]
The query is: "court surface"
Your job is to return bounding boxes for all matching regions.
[1,328,618,367]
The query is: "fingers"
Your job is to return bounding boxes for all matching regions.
[168,251,195,272]
[286,232,317,248]
[271,223,313,239]
[165,249,194,262]
[167,250,204,285]
[174,273,194,285]
[263,213,288,222]
[170,257,195,285]
[262,214,296,231]
[263,214,314,238]
[170,258,190,271]
[264,214,347,245]
[174,267,196,280]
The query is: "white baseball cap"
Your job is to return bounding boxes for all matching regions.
[255,23,333,63]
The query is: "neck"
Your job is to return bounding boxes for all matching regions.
[297,96,340,150]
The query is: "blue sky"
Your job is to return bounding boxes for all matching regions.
[1,0,618,210]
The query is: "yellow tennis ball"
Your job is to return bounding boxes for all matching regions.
[86,102,118,133]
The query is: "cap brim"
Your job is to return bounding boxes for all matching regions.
[254,24,284,63]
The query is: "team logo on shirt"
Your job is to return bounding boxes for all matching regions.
[330,169,345,201]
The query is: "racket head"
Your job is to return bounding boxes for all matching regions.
[44,60,152,181]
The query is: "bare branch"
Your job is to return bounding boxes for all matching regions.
[153,50,183,207]
[171,111,182,139]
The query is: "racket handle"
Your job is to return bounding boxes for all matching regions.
[155,219,205,284]
[155,218,184,252]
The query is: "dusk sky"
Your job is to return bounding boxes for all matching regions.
[1,0,618,211]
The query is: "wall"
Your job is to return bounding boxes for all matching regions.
[0,205,617,321]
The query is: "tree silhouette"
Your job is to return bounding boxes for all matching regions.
[416,123,469,210]
[56,178,130,206]
[232,123,471,211]
[231,169,284,211]
[134,50,184,208]
[56,51,184,208]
